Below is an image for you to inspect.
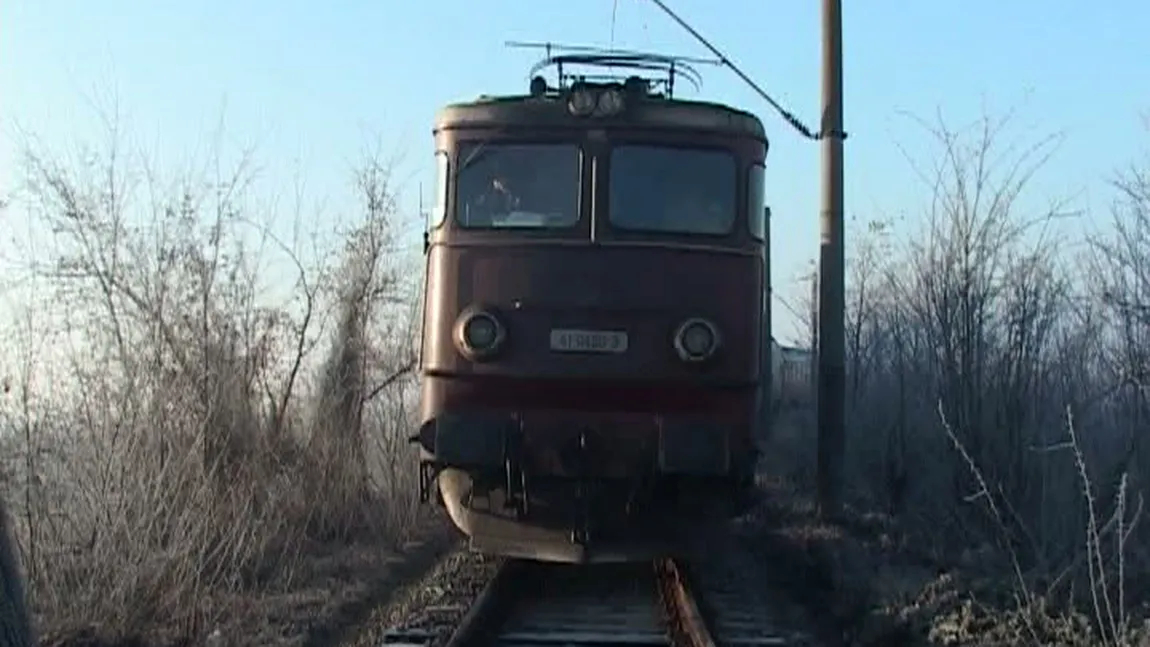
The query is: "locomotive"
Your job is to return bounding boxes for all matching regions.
[411,45,772,563]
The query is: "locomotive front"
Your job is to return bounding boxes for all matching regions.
[412,54,772,563]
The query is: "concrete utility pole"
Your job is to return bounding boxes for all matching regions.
[816,0,846,518]
[809,269,818,396]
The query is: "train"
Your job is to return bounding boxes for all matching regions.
[410,45,773,563]
[769,339,814,409]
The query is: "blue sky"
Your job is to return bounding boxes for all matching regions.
[2,0,1148,344]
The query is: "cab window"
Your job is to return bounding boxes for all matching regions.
[455,142,581,229]
[430,151,448,229]
[748,163,766,240]
[609,145,737,235]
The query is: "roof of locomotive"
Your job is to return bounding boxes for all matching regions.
[434,90,768,142]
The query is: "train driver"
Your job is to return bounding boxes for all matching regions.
[468,164,522,225]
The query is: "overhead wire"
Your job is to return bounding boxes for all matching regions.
[642,0,845,142]
[610,0,620,48]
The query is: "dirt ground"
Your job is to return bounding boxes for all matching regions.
[229,514,460,647]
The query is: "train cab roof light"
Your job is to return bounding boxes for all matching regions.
[567,84,597,117]
[593,87,626,117]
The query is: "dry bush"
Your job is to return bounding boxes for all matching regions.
[301,154,422,544]
[0,116,425,643]
[769,109,1150,645]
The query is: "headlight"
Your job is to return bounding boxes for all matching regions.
[464,316,498,349]
[594,88,625,116]
[453,308,507,361]
[567,85,596,117]
[673,318,721,363]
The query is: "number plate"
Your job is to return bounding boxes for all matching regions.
[549,329,628,354]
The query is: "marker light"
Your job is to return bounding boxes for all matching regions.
[673,318,721,363]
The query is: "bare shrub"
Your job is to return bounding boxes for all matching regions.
[303,153,419,544]
[766,108,1150,644]
[0,113,424,642]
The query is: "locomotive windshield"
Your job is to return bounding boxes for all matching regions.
[456,142,580,229]
[609,145,736,235]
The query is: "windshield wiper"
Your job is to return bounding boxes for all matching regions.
[457,143,490,175]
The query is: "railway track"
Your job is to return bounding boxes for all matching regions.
[380,556,802,647]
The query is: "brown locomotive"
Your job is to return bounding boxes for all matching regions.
[411,45,772,563]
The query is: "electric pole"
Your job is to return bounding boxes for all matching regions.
[816,0,846,518]
[808,269,818,396]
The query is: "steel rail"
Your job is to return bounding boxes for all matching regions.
[388,554,795,647]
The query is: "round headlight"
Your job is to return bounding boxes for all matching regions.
[464,315,498,350]
[673,318,721,363]
[682,325,714,356]
[454,309,507,361]
[594,88,625,116]
[567,87,596,116]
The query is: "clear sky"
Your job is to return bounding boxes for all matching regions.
[2,0,1148,345]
